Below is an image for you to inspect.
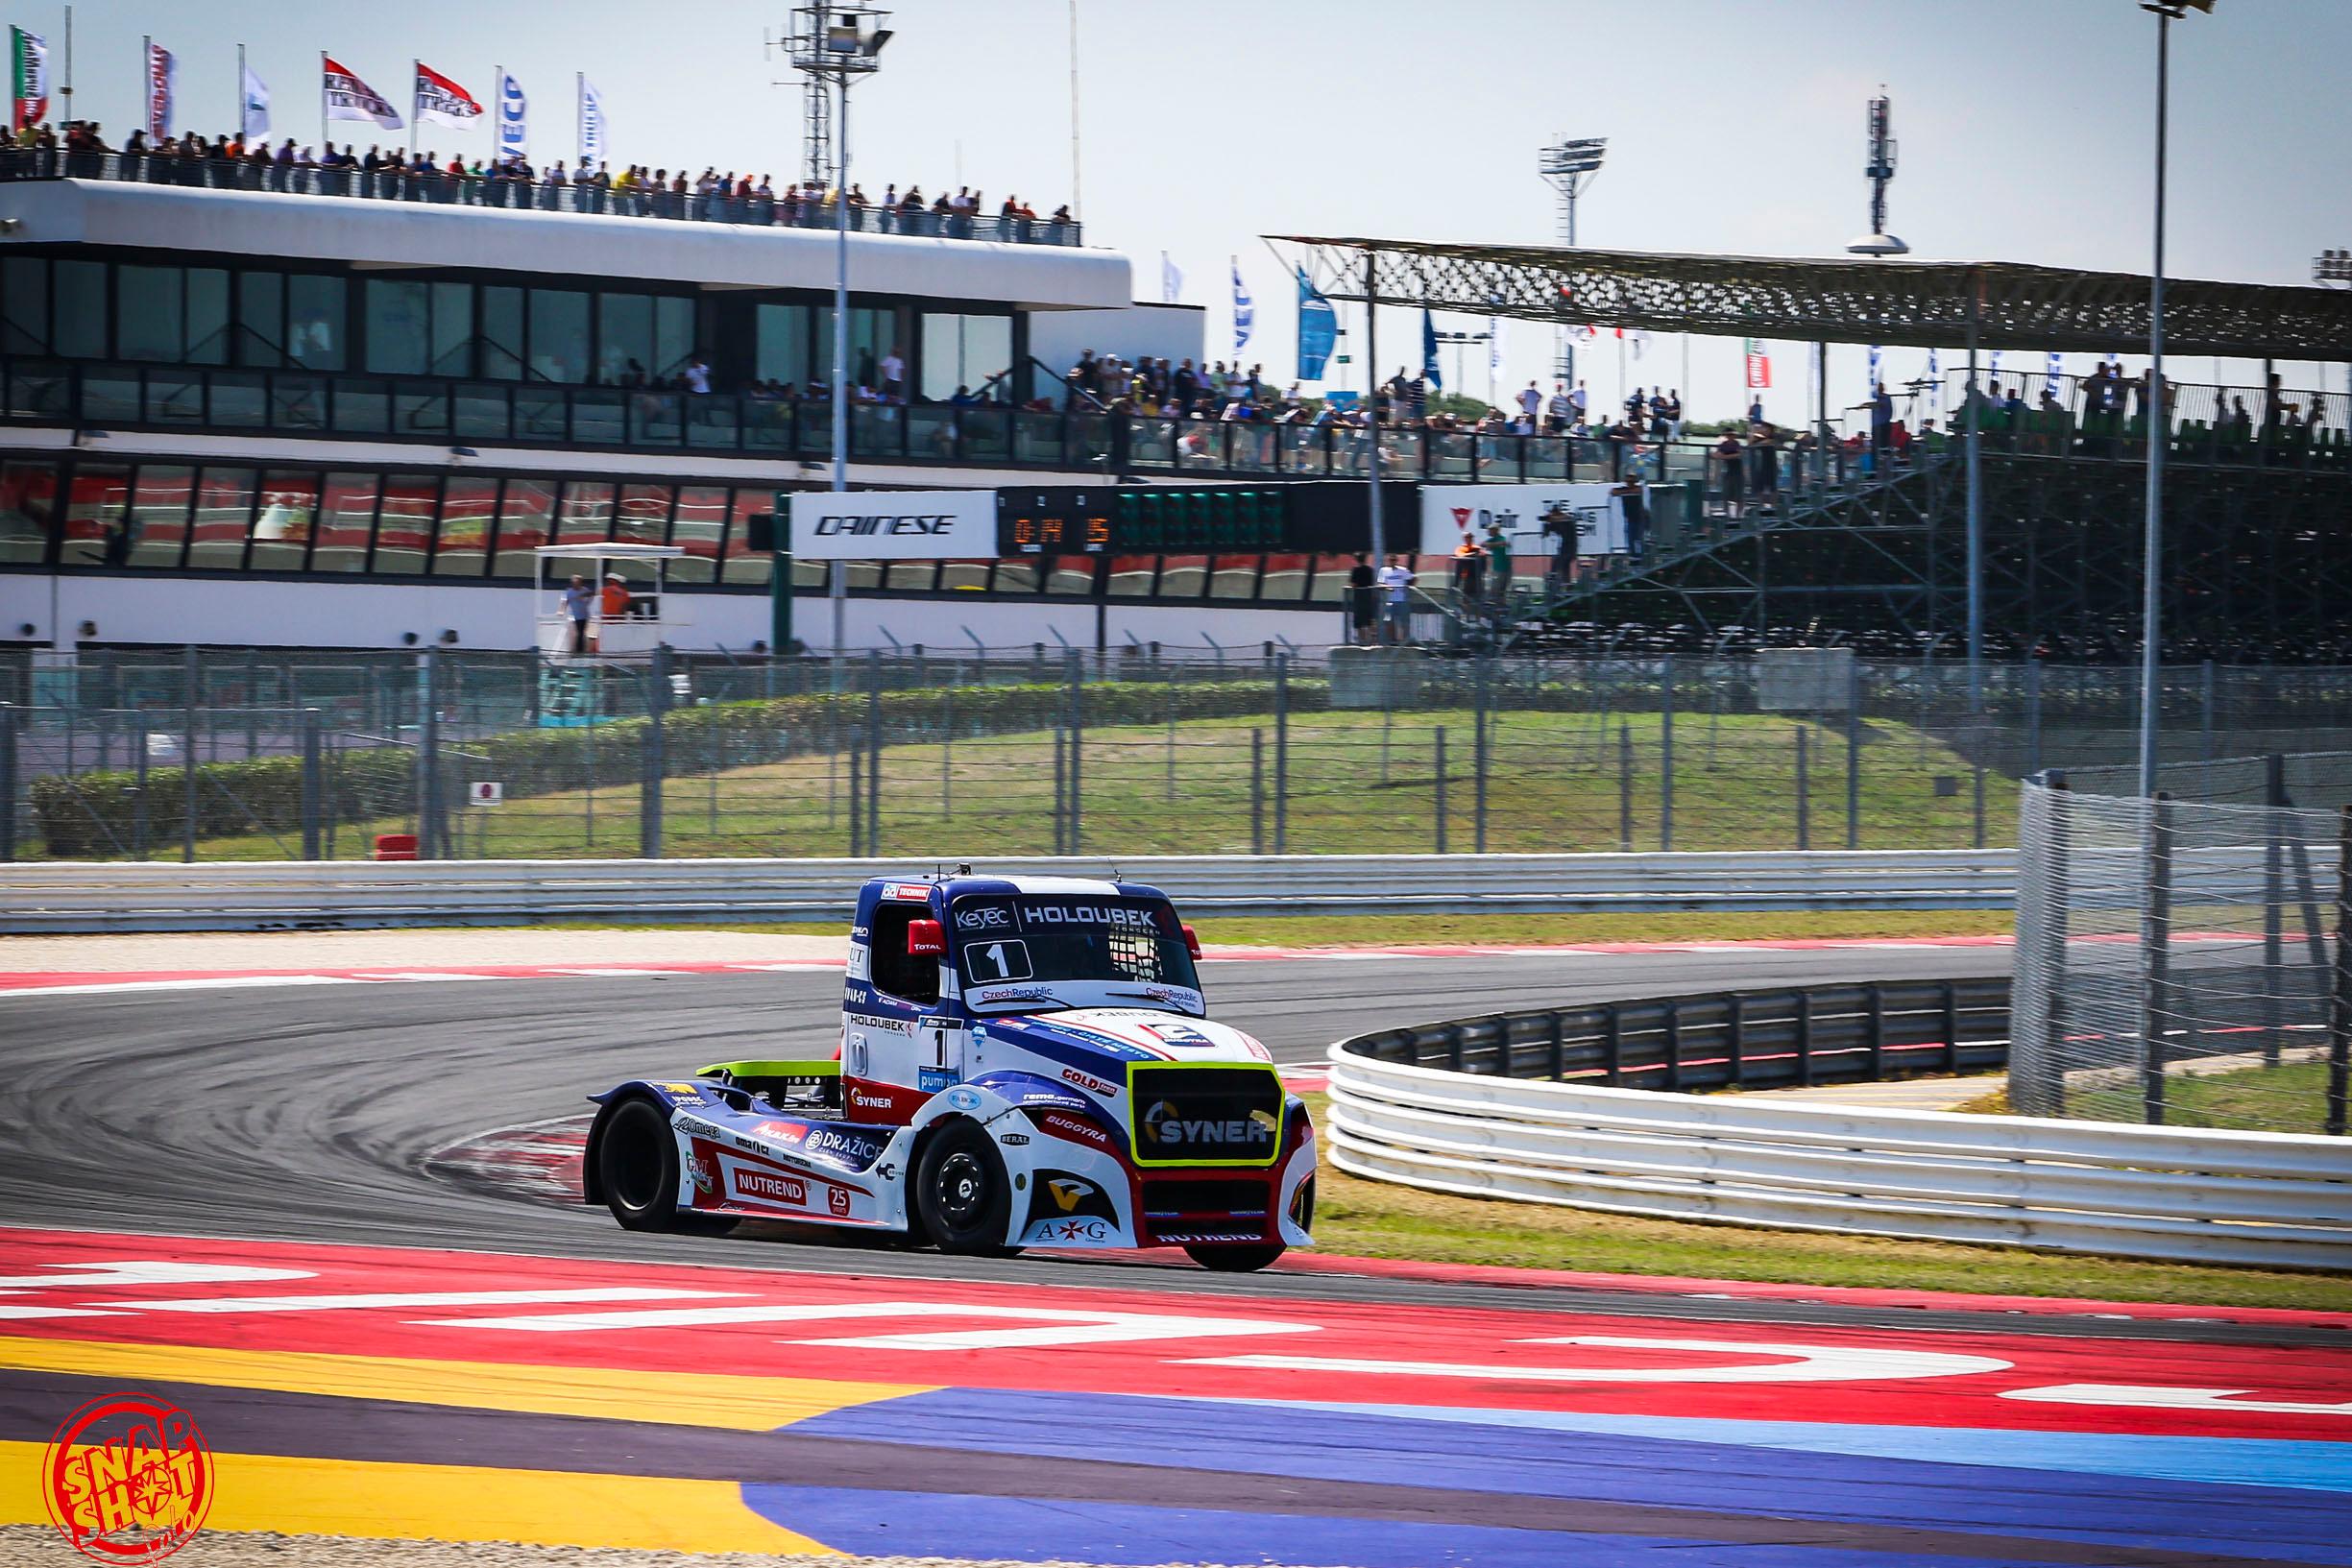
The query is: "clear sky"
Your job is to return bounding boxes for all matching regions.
[50,0,2352,421]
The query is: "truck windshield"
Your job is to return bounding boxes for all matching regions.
[949,894,1202,1014]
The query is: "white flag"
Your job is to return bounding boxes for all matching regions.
[240,60,269,138]
[1161,252,1183,304]
[577,75,606,168]
[495,67,527,161]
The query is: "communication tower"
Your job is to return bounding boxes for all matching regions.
[1848,90,1907,256]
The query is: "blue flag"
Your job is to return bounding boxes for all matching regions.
[1231,257,1253,355]
[1421,309,1442,391]
[1296,267,1336,382]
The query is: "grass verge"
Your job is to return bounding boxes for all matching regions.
[1297,1093,2342,1311]
[1952,1058,2334,1136]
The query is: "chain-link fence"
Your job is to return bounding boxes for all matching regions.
[2010,776,2350,1137]
[12,647,2352,867]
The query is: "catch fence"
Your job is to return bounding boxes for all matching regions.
[2009,776,2350,1137]
[13,648,2352,867]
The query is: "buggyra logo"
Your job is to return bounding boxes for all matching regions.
[1141,1099,1278,1152]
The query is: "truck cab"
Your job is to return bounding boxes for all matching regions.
[584,872,1317,1271]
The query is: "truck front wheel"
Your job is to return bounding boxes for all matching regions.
[1185,1242,1286,1272]
[916,1120,1020,1256]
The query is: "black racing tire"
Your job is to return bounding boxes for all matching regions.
[597,1098,736,1236]
[1184,1242,1287,1272]
[915,1120,1020,1257]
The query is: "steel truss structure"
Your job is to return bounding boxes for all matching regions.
[1543,456,2352,663]
[1276,237,2352,360]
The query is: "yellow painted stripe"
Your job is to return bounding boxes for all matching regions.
[0,1335,929,1432]
[0,1441,837,1554]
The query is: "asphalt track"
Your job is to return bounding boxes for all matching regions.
[7,944,2352,1566]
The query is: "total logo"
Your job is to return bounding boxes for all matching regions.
[1061,1067,1121,1098]
[1142,1101,1277,1149]
[734,1169,807,1206]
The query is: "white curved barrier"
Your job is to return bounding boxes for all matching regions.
[0,848,2016,932]
[1324,1047,2352,1269]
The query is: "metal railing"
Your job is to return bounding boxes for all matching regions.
[0,850,2020,932]
[0,149,1082,247]
[1323,1040,2352,1269]
[1341,977,2012,1094]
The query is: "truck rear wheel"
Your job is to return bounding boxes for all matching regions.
[916,1120,1019,1257]
[1184,1242,1286,1272]
[598,1098,736,1236]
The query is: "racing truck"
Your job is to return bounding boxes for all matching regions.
[582,873,1316,1270]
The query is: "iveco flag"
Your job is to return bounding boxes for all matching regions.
[788,490,998,561]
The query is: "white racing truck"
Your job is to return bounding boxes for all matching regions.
[584,872,1317,1270]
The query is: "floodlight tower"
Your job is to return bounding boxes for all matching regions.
[1539,135,1606,385]
[788,3,893,658]
[1847,90,1907,257]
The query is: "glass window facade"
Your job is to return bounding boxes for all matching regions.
[2,460,1389,622]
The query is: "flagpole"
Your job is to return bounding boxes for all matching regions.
[141,37,149,139]
[575,71,582,167]
[411,59,419,150]
[237,44,244,139]
[319,50,327,153]
[58,5,69,125]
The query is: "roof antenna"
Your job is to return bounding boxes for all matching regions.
[956,862,973,877]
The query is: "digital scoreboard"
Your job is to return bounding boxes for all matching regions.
[993,481,1396,556]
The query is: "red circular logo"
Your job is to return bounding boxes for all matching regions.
[42,1394,212,1564]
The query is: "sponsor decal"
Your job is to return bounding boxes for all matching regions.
[942,1086,983,1113]
[1152,1230,1266,1244]
[753,1120,809,1145]
[656,1081,705,1098]
[974,984,1058,1005]
[827,1187,852,1218]
[1035,1110,1113,1150]
[43,1392,212,1563]
[733,1169,808,1207]
[1060,1067,1121,1098]
[675,1115,728,1142]
[845,949,872,982]
[1047,1176,1097,1213]
[1142,1022,1212,1047]
[1021,903,1160,930]
[883,881,935,903]
[849,925,870,940]
[685,1153,715,1194]
[1140,1100,1278,1154]
[803,1127,888,1169]
[917,1067,959,1093]
[998,1131,1031,1146]
[845,1082,904,1117]
[1037,1217,1112,1243]
[955,905,1012,931]
[848,1012,914,1035]
[1246,1038,1273,1062]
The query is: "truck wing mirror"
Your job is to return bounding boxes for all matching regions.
[907,919,946,957]
[1180,924,1202,959]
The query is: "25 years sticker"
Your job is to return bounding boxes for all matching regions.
[43,1393,212,1563]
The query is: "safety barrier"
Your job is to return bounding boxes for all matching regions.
[0,848,2016,933]
[1327,999,2352,1269]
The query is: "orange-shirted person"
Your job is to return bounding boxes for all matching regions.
[600,574,632,619]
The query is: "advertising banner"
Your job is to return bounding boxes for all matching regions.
[1744,338,1772,391]
[789,490,1000,561]
[143,41,176,139]
[11,28,46,133]
[495,67,527,161]
[1419,482,1627,561]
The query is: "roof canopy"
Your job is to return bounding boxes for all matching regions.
[1273,236,2352,361]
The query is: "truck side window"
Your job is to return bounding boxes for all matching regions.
[867,902,939,1006]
